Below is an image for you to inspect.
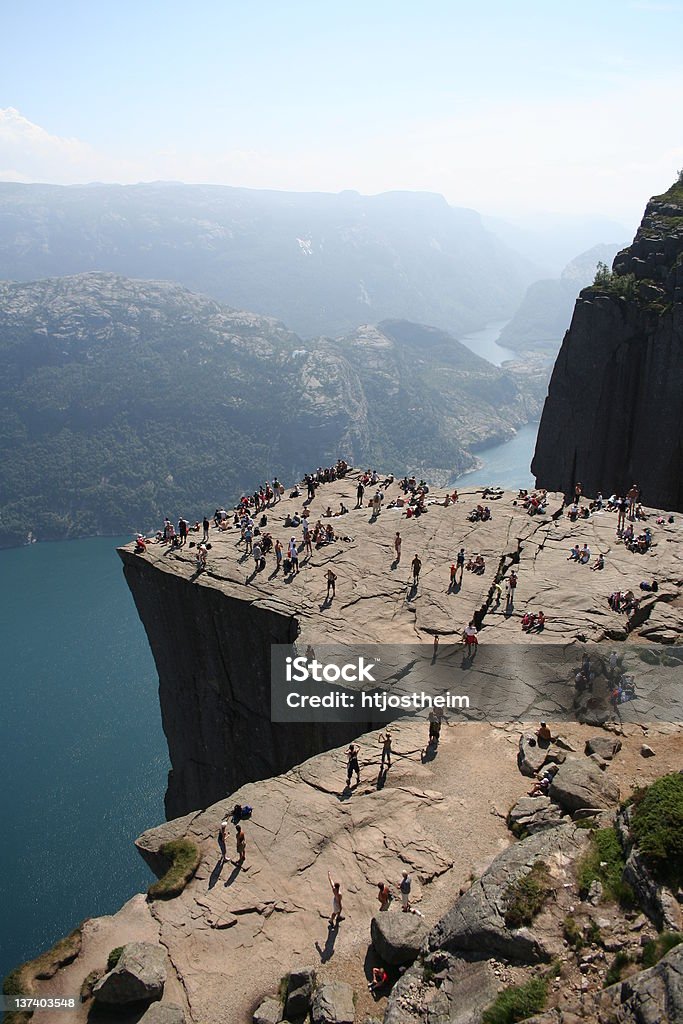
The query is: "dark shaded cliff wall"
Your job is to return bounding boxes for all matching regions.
[120,550,369,818]
[532,180,683,511]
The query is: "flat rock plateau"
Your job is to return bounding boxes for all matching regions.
[12,470,683,1024]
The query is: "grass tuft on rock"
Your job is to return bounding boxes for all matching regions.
[147,838,201,901]
[576,827,634,907]
[641,931,683,970]
[604,950,631,987]
[106,947,124,972]
[563,915,584,950]
[481,977,548,1024]
[503,861,552,929]
[629,773,683,889]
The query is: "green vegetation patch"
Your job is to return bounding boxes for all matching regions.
[106,947,124,972]
[641,931,683,970]
[590,263,637,299]
[563,915,584,950]
[147,838,201,901]
[482,977,548,1024]
[604,951,631,988]
[503,861,553,929]
[629,773,683,889]
[577,827,634,907]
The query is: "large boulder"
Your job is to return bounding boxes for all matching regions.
[549,758,619,812]
[584,735,622,760]
[311,981,355,1024]
[93,942,167,1005]
[518,734,550,777]
[371,912,428,966]
[427,824,590,963]
[253,995,283,1024]
[383,952,501,1024]
[285,967,316,1020]
[508,796,565,836]
[139,1005,186,1024]
[601,942,683,1023]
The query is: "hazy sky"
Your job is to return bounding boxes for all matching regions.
[2,0,682,227]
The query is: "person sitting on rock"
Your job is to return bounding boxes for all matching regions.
[535,610,546,631]
[579,544,591,564]
[368,966,389,992]
[567,544,580,561]
[536,722,552,745]
[591,553,605,571]
[521,612,536,632]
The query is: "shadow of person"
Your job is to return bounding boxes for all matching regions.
[315,925,339,963]
[391,559,399,571]
[376,766,388,790]
[421,743,437,764]
[223,862,242,888]
[208,857,224,890]
[408,581,418,600]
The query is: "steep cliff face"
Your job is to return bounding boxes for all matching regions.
[120,549,368,817]
[532,178,683,510]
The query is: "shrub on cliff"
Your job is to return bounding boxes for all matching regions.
[503,861,552,928]
[147,838,201,901]
[591,262,637,299]
[482,977,547,1024]
[576,827,634,906]
[629,773,683,889]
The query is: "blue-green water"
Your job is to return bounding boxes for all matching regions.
[0,424,538,983]
[0,538,168,983]
[455,422,539,490]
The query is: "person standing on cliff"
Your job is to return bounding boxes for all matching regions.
[379,730,392,768]
[328,871,343,928]
[399,870,412,912]
[219,818,228,861]
[202,516,210,543]
[506,570,517,610]
[345,743,360,787]
[234,825,247,869]
[289,537,299,573]
[456,547,465,583]
[356,480,365,509]
[325,568,337,599]
[394,531,402,563]
[411,554,422,587]
[627,483,640,521]
[274,538,283,571]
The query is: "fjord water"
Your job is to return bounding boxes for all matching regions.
[454,422,538,491]
[458,319,517,366]
[0,538,168,982]
[0,423,537,982]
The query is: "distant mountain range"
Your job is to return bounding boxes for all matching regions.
[0,273,545,546]
[0,182,538,340]
[497,243,625,354]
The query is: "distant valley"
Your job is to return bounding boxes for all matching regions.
[0,273,546,547]
[0,182,538,339]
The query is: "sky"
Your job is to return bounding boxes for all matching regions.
[1,0,683,228]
